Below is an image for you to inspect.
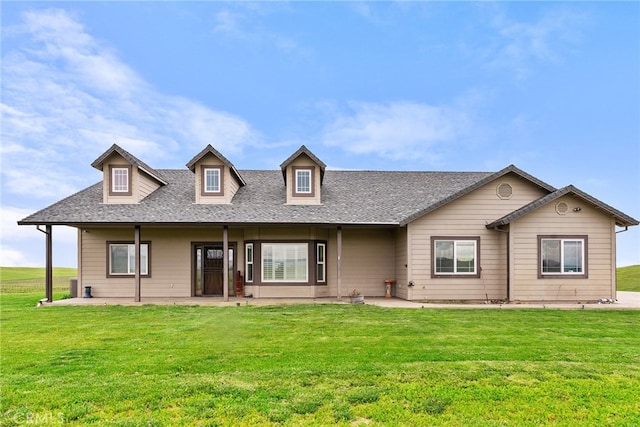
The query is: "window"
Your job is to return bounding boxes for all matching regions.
[109,165,131,195]
[316,243,326,283]
[245,243,254,282]
[292,167,314,196]
[262,243,308,282]
[296,169,311,193]
[108,242,150,277]
[539,236,587,278]
[203,166,222,194]
[432,237,480,277]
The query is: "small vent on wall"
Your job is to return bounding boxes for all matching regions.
[556,202,569,215]
[497,183,513,199]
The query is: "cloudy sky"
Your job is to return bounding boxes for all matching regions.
[1,2,638,267]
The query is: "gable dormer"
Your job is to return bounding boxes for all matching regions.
[280,145,326,205]
[186,145,246,204]
[91,144,167,204]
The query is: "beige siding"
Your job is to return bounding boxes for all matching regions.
[407,174,548,301]
[79,226,245,298]
[79,225,340,299]
[139,172,161,200]
[285,155,322,205]
[337,228,395,297]
[79,225,400,299]
[509,194,615,302]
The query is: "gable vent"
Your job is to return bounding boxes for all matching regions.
[497,183,513,199]
[556,202,569,215]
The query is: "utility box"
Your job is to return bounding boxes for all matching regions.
[69,278,78,298]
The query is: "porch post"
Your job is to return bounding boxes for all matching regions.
[45,225,53,303]
[223,225,229,302]
[337,226,342,301]
[134,225,141,302]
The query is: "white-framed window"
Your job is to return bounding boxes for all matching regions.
[245,243,254,282]
[111,167,130,194]
[295,169,312,194]
[108,242,149,276]
[540,236,586,276]
[203,167,221,193]
[262,243,308,282]
[316,242,326,283]
[432,237,479,277]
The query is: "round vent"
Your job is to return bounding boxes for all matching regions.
[556,202,569,215]
[497,183,513,199]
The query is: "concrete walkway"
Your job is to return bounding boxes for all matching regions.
[43,291,640,309]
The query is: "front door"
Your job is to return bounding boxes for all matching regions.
[204,245,224,295]
[194,243,235,296]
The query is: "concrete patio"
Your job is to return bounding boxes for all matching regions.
[41,291,640,309]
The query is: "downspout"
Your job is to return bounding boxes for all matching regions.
[493,226,510,302]
[37,225,53,303]
[615,226,629,234]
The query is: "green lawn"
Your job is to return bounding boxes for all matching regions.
[1,293,639,426]
[617,265,640,292]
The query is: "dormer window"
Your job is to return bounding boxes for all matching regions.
[280,146,325,205]
[293,167,314,197]
[109,165,132,196]
[202,166,223,195]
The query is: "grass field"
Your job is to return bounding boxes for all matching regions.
[2,292,640,426]
[0,267,77,294]
[617,265,640,292]
[1,266,639,425]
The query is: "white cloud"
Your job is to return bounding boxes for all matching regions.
[321,100,474,164]
[0,248,30,267]
[0,8,260,266]
[1,8,260,202]
[0,206,78,266]
[211,7,310,57]
[482,6,589,79]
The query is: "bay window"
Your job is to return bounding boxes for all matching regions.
[262,243,308,282]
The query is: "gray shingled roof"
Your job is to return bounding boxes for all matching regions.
[19,168,510,226]
[486,185,639,228]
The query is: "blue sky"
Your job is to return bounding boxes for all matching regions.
[1,1,638,267]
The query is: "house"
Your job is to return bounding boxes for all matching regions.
[19,144,638,303]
